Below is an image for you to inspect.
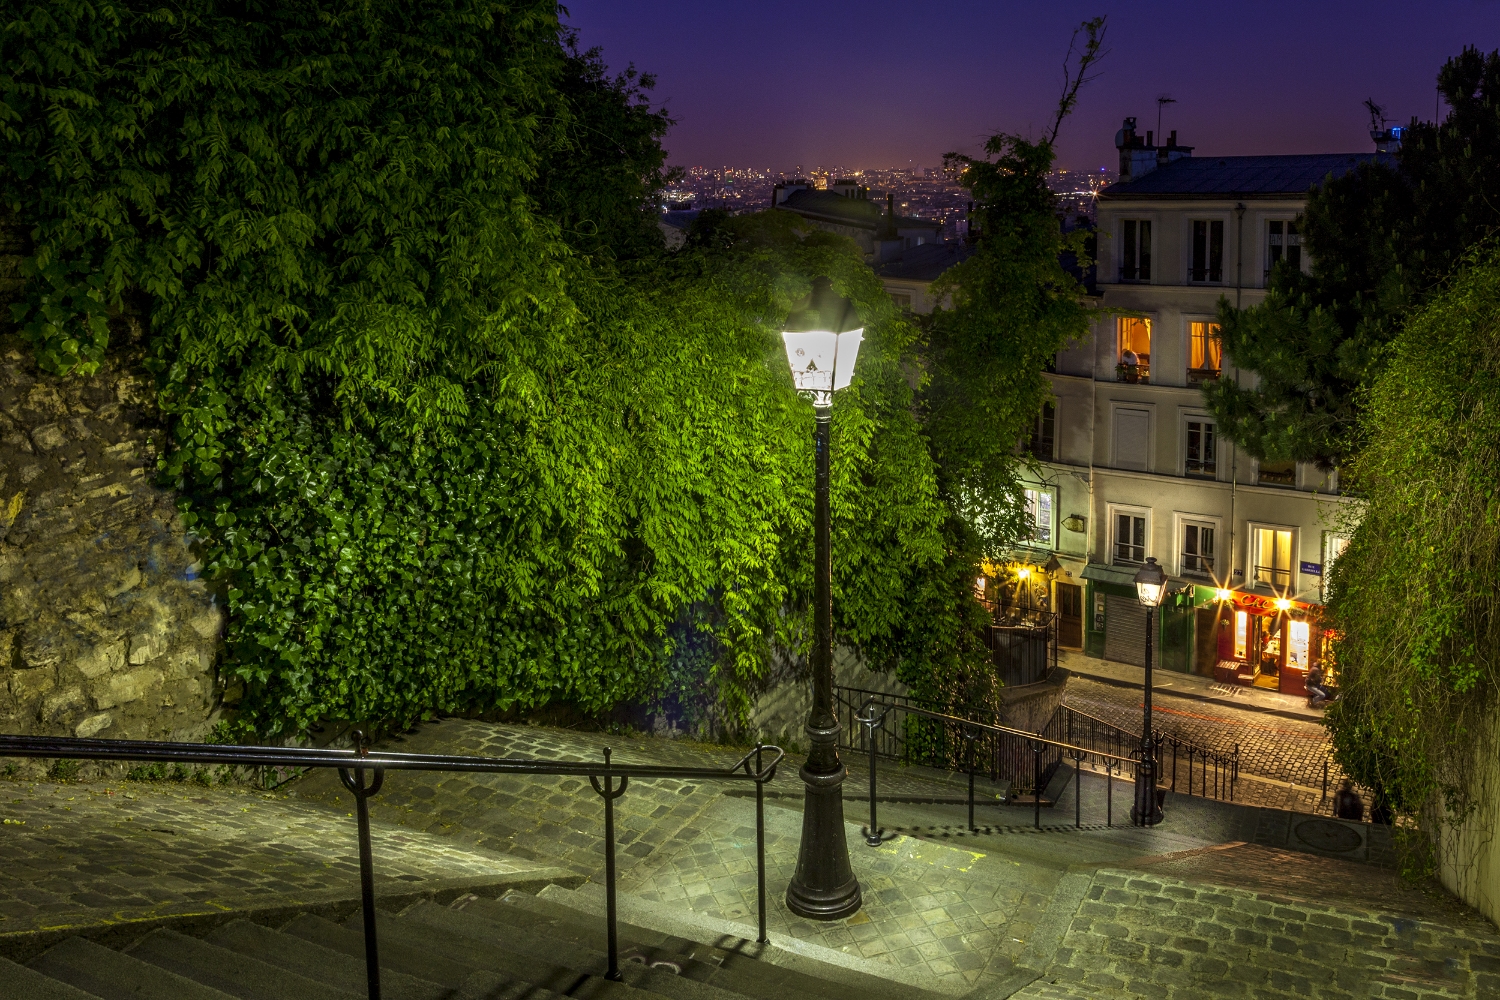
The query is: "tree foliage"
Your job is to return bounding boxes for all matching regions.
[0,1,1094,736]
[1205,46,1500,469]
[1324,247,1500,834]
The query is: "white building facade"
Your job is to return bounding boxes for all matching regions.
[885,120,1383,693]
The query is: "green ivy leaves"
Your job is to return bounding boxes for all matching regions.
[11,263,109,376]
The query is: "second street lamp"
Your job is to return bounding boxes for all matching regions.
[1131,556,1167,826]
[781,278,864,921]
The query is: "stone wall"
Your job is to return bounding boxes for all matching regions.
[0,220,222,746]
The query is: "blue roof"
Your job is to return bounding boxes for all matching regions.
[875,242,975,282]
[1100,153,1394,198]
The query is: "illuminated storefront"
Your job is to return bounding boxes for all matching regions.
[1209,591,1327,694]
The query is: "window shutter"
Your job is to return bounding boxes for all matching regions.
[1114,408,1150,471]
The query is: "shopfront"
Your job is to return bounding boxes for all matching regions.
[1208,592,1328,695]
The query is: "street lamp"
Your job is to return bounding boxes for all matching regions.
[781,278,864,920]
[1132,556,1167,827]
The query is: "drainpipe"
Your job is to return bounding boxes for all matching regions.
[1234,203,1246,309]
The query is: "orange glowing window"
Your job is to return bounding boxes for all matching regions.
[1117,317,1152,364]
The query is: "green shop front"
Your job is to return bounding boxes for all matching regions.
[1080,564,1223,676]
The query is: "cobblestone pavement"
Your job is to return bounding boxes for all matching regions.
[1065,676,1345,791]
[0,777,562,945]
[2,719,1494,998]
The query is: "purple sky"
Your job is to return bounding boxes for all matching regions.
[563,1,1499,173]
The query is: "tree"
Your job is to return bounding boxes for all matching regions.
[1324,246,1500,835]
[1204,46,1500,469]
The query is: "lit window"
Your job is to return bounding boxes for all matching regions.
[1253,527,1295,589]
[1116,318,1151,383]
[1288,620,1310,670]
[1258,459,1296,487]
[1234,610,1248,659]
[1188,322,1222,383]
[1024,488,1054,546]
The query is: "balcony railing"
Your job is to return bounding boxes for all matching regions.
[1185,459,1216,478]
[1188,267,1224,283]
[1115,362,1150,383]
[1187,367,1220,385]
[1253,564,1293,589]
[1118,266,1151,282]
[1181,554,1215,576]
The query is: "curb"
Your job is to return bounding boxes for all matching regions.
[1067,667,1324,724]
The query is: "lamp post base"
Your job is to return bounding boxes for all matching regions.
[1131,758,1163,827]
[785,722,862,921]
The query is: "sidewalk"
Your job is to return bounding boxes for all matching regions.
[1059,649,1323,722]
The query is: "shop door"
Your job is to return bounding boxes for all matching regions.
[1103,593,1149,666]
[1159,600,1194,673]
[1057,583,1083,648]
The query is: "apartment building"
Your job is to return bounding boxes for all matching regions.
[884,120,1388,694]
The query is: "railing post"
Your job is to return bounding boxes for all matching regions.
[1071,750,1083,828]
[862,704,884,847]
[338,732,385,1000]
[755,745,769,945]
[1032,741,1042,830]
[590,748,630,982]
[1322,758,1328,812]
[966,729,977,834]
[1106,758,1113,827]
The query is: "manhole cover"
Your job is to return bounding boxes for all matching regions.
[1294,819,1362,853]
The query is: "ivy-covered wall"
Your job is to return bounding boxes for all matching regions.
[0,220,221,743]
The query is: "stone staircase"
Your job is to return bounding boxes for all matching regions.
[1,882,940,1000]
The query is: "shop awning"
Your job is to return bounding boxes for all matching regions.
[1081,562,1139,587]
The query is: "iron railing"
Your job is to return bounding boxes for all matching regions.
[0,732,783,1000]
[846,694,1143,836]
[1055,704,1240,801]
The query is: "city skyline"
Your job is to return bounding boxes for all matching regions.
[564,0,1498,173]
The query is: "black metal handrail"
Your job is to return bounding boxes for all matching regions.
[1054,704,1239,802]
[0,732,784,1000]
[846,694,1145,837]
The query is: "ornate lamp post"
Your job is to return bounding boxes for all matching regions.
[781,278,864,920]
[1131,556,1167,826]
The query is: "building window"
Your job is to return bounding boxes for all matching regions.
[1185,419,1216,477]
[1252,526,1295,590]
[1267,220,1302,280]
[1188,322,1222,384]
[1026,401,1056,460]
[1180,519,1216,578]
[1121,219,1152,281]
[1113,407,1150,471]
[1116,317,1151,383]
[1190,220,1224,282]
[890,291,913,310]
[1258,459,1296,487]
[1024,488,1054,546]
[1113,511,1147,565]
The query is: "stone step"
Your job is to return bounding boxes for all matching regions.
[203,918,450,1000]
[345,904,665,1000]
[126,925,365,1000]
[279,912,475,986]
[551,883,944,1000]
[401,898,749,1000]
[0,954,103,1000]
[26,935,236,1000]
[472,889,880,1000]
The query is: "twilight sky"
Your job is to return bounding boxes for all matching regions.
[562,1,1499,173]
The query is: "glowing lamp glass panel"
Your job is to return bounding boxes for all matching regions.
[1214,588,1233,602]
[1274,598,1292,611]
[782,328,863,405]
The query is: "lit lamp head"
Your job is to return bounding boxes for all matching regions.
[781,278,863,408]
[1016,566,1031,580]
[1214,588,1233,602]
[1274,598,1292,612]
[1133,556,1168,608]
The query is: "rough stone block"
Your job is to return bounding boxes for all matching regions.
[75,641,126,678]
[74,712,113,737]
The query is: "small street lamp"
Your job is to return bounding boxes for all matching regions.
[781,278,864,920]
[1132,556,1167,827]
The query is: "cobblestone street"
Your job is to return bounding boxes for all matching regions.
[1064,676,1343,794]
